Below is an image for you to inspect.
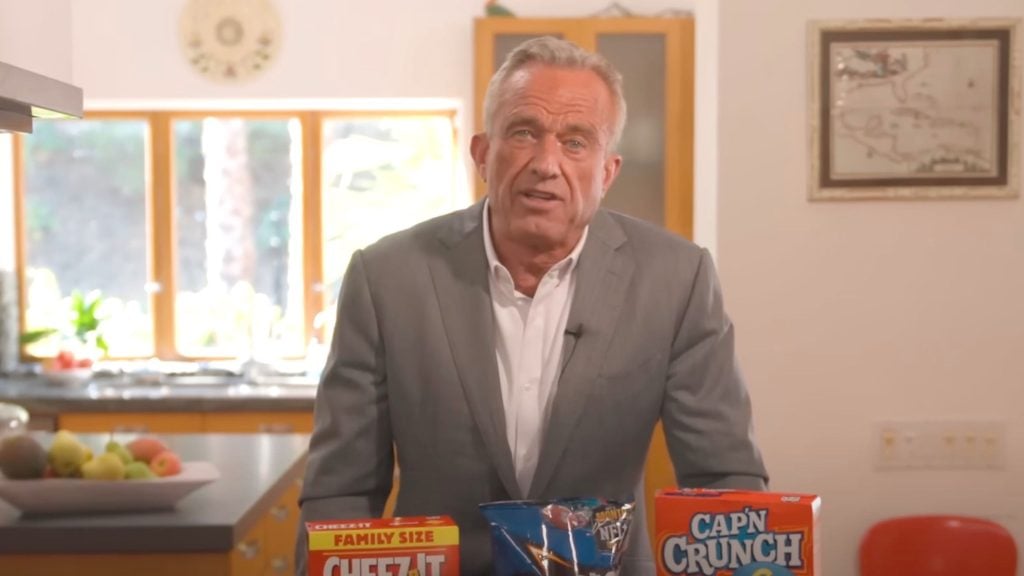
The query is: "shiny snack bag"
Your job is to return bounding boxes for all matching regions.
[480,497,634,575]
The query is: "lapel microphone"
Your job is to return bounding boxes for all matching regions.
[564,323,584,338]
[559,323,584,378]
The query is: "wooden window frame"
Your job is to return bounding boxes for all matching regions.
[13,109,458,360]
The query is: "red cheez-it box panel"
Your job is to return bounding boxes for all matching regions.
[656,489,820,576]
[307,516,459,576]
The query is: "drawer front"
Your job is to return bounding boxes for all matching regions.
[264,480,302,574]
[205,412,313,434]
[231,517,268,576]
[58,412,204,433]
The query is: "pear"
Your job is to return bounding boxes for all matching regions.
[0,434,48,479]
[105,440,133,465]
[124,461,156,480]
[48,431,90,477]
[81,452,125,481]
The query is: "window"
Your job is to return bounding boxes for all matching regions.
[14,110,460,360]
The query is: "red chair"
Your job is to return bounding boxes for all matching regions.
[859,515,1017,576]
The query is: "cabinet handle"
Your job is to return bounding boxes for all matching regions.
[270,557,290,573]
[236,539,261,560]
[113,424,149,433]
[258,422,294,433]
[270,504,290,521]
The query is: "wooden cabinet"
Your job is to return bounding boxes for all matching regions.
[205,412,314,434]
[474,17,694,239]
[475,16,694,549]
[58,411,204,433]
[230,517,267,576]
[263,477,302,575]
[56,411,314,434]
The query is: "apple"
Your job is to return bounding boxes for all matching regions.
[55,350,76,371]
[148,450,182,477]
[127,436,169,463]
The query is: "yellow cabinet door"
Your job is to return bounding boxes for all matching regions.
[263,478,302,576]
[231,517,268,576]
[204,411,314,434]
[58,412,204,433]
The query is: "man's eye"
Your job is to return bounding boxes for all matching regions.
[564,138,586,150]
[511,129,533,138]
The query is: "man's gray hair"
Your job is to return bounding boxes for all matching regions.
[482,36,627,151]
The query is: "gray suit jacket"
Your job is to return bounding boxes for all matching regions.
[297,201,767,575]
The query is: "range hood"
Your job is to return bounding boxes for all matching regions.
[0,60,83,134]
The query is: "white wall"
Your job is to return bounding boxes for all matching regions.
[0,0,73,81]
[717,1,1024,575]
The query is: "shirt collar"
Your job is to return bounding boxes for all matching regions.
[482,198,588,284]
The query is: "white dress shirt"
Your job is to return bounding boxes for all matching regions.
[482,200,587,495]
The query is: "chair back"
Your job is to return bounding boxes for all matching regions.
[859,515,1017,576]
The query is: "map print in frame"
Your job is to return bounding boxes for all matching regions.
[809,19,1021,200]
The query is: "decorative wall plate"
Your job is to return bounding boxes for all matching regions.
[180,0,281,82]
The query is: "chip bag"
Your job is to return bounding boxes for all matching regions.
[480,498,634,575]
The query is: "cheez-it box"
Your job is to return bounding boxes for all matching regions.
[656,489,820,576]
[306,515,459,576]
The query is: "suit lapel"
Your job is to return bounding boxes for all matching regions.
[428,202,522,499]
[529,210,633,498]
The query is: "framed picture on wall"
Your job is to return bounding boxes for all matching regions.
[808,19,1021,200]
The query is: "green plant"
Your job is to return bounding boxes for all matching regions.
[69,290,109,354]
[19,328,58,346]
[20,289,109,356]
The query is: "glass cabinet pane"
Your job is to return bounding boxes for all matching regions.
[597,34,666,227]
[493,34,564,70]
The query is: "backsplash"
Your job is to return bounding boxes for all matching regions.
[0,271,18,373]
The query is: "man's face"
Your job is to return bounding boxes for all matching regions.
[472,64,622,254]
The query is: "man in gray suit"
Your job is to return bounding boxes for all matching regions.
[297,37,767,575]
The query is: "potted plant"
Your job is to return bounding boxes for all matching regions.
[20,290,109,370]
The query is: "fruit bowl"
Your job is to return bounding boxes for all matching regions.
[40,368,94,387]
[0,461,219,514]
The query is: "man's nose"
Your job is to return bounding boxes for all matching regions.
[527,135,560,179]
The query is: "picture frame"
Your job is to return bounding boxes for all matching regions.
[808,19,1021,200]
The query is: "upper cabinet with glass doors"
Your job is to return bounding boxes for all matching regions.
[474,17,694,239]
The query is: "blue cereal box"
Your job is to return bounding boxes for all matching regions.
[655,489,820,576]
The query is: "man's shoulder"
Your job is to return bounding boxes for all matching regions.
[363,203,481,259]
[599,209,704,258]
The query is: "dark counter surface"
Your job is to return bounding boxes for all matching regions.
[0,375,316,414]
[0,433,309,554]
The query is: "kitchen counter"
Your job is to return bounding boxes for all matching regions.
[0,433,309,576]
[0,375,317,415]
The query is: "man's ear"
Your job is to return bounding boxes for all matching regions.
[601,153,623,197]
[470,133,490,182]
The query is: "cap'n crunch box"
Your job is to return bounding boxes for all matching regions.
[656,489,820,576]
[306,515,459,576]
